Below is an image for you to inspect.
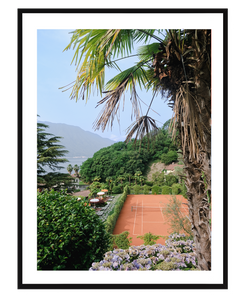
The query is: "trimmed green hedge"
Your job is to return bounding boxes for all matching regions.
[152,185,160,195]
[143,185,150,194]
[105,185,130,234]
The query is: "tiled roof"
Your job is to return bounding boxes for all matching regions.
[164,163,183,170]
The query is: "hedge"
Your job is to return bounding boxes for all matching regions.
[171,183,182,195]
[152,185,160,195]
[133,185,141,195]
[143,185,150,195]
[161,186,171,194]
[105,185,130,234]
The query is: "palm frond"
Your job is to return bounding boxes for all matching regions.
[136,43,161,63]
[62,30,135,100]
[134,30,165,44]
[104,64,149,92]
[93,76,130,132]
[125,116,158,150]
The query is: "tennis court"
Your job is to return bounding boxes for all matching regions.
[112,194,189,246]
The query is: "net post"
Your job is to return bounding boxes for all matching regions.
[131,206,133,212]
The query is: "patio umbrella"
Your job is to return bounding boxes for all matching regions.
[90,198,99,208]
[97,192,105,196]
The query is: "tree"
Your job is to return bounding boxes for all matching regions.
[67,164,73,175]
[63,29,211,270]
[106,176,113,190]
[163,196,193,237]
[139,176,145,186]
[125,173,132,184]
[37,120,72,190]
[134,171,142,184]
[116,175,125,185]
[73,164,80,177]
[161,150,178,165]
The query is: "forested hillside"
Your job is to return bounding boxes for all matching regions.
[79,126,178,183]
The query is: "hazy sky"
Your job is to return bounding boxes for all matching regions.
[37,29,173,142]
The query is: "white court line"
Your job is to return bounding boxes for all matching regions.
[159,202,165,221]
[142,221,165,224]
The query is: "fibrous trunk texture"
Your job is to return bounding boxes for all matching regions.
[153,30,211,270]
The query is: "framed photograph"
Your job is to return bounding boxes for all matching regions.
[18,8,228,289]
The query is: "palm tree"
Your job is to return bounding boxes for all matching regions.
[73,164,79,177]
[125,173,132,185]
[134,171,142,185]
[106,176,113,190]
[67,164,73,175]
[117,175,125,185]
[62,29,211,270]
[139,176,145,186]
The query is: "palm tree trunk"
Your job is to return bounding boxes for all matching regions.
[183,153,211,270]
[177,58,212,270]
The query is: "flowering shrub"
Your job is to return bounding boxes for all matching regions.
[89,233,199,271]
[37,189,111,270]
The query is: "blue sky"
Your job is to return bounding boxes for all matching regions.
[37,29,173,142]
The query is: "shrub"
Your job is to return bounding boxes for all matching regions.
[165,174,178,186]
[143,185,150,195]
[137,232,162,245]
[112,185,121,194]
[172,183,182,195]
[112,231,132,249]
[145,181,153,187]
[152,185,160,195]
[161,186,171,194]
[133,185,141,194]
[89,234,198,271]
[37,189,111,270]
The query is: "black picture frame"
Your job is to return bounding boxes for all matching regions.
[18,8,228,289]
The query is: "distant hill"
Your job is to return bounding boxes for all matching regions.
[40,121,115,158]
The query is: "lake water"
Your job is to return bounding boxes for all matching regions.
[43,157,89,174]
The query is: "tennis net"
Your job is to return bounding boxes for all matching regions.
[131,206,165,212]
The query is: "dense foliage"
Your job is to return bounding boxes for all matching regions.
[37,190,111,270]
[112,231,132,250]
[137,232,162,246]
[161,150,178,165]
[37,120,72,190]
[89,234,198,271]
[105,185,130,234]
[79,128,178,183]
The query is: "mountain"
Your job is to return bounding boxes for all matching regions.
[40,121,115,158]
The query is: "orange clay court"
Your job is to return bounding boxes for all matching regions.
[112,194,189,246]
